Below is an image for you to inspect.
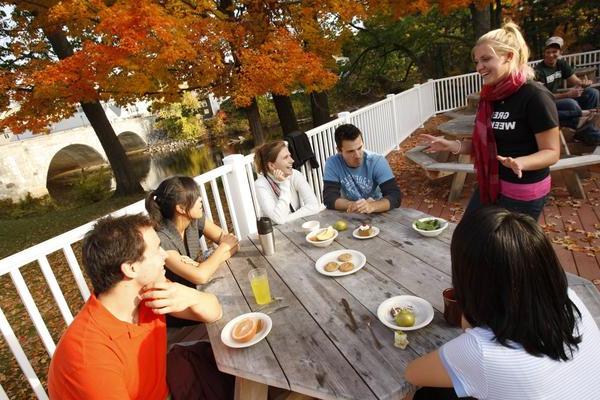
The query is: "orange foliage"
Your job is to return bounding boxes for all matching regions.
[0,0,491,133]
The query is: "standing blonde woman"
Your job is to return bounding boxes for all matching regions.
[422,22,560,220]
[254,140,324,225]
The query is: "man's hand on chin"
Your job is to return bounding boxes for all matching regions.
[139,281,197,315]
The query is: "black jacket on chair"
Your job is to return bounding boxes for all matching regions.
[285,130,320,170]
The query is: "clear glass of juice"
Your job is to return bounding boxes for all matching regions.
[248,267,272,305]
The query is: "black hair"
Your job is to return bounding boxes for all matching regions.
[334,124,362,149]
[82,214,154,295]
[451,207,581,361]
[145,176,201,225]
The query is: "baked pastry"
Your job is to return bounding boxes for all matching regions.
[338,262,355,272]
[337,253,353,262]
[324,262,339,272]
[357,224,373,237]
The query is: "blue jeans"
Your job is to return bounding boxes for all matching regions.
[556,87,600,128]
[464,187,547,221]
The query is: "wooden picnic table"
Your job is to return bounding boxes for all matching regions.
[204,208,600,400]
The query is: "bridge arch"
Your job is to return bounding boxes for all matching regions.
[46,144,108,179]
[117,131,147,153]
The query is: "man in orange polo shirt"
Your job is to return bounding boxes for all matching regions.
[47,214,223,399]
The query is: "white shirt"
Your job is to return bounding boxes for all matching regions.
[254,169,324,225]
[440,289,600,400]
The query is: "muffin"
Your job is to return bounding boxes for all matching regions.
[357,225,374,237]
[339,262,355,272]
[324,262,339,272]
[337,253,353,262]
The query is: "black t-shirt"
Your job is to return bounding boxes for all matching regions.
[534,59,574,93]
[491,81,558,183]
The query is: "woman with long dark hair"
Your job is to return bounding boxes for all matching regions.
[405,207,600,399]
[146,176,238,329]
[421,22,560,220]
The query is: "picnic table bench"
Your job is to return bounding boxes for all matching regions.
[203,208,600,400]
[407,110,600,201]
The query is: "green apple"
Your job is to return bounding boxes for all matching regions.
[333,219,348,231]
[395,309,415,327]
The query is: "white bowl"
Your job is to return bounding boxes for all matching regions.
[305,227,338,247]
[302,220,320,233]
[412,217,448,237]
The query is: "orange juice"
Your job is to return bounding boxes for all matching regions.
[250,275,272,305]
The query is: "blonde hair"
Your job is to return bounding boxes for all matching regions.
[253,140,287,176]
[474,21,534,79]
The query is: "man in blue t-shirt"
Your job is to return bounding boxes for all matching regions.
[323,124,401,213]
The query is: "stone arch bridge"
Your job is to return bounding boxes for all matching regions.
[0,116,154,200]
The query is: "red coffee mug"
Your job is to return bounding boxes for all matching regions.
[442,288,462,327]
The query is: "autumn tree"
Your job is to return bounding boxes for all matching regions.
[1,3,145,195]
[505,0,600,58]
[335,0,498,99]
[154,92,207,141]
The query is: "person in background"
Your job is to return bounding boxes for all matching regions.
[421,22,559,220]
[405,207,600,400]
[254,140,324,225]
[48,214,225,399]
[534,36,599,130]
[323,123,401,214]
[145,176,238,332]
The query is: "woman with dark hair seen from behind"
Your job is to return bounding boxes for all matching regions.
[254,140,324,225]
[146,176,239,332]
[421,22,560,220]
[405,207,600,400]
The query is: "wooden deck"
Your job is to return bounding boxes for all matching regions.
[388,118,600,293]
[398,168,600,292]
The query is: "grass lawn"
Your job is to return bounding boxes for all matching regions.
[0,193,145,260]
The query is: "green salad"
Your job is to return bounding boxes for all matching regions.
[414,218,442,231]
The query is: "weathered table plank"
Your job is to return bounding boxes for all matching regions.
[205,252,288,389]
[275,223,461,357]
[249,232,415,400]
[212,239,376,400]
[205,208,600,400]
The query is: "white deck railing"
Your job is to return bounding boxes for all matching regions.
[0,158,260,400]
[1,49,598,399]
[435,49,600,113]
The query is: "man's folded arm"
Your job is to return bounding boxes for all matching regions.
[323,180,341,210]
[380,178,401,209]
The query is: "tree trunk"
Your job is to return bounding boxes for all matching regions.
[243,97,265,145]
[272,94,299,136]
[43,29,143,196]
[469,3,491,40]
[492,0,502,29]
[79,103,144,195]
[310,92,331,127]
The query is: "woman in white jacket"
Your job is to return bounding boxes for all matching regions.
[254,140,324,225]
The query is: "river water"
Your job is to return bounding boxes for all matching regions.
[46,138,254,202]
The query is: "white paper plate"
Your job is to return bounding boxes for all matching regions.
[352,226,380,239]
[220,312,272,348]
[376,295,434,331]
[315,249,366,277]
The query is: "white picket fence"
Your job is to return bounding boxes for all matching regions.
[435,49,600,113]
[1,49,599,399]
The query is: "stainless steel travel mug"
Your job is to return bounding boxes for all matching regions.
[257,217,275,256]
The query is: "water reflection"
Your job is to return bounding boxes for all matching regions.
[47,138,254,202]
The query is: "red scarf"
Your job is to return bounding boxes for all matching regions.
[472,70,527,204]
